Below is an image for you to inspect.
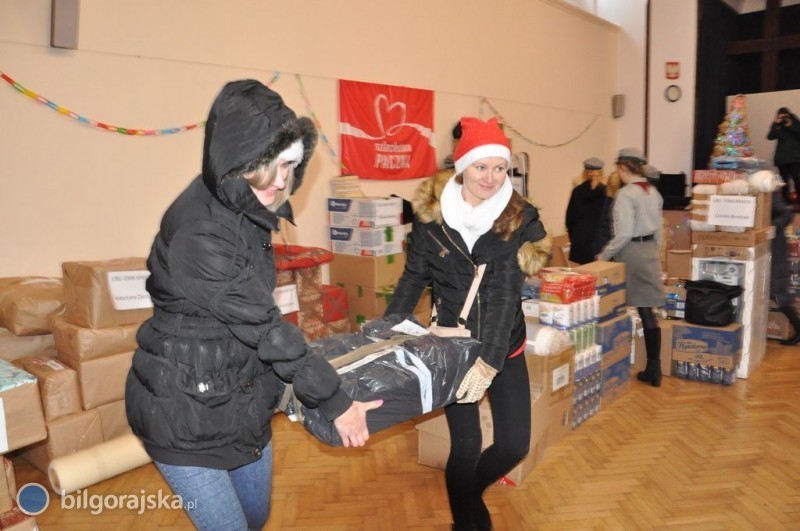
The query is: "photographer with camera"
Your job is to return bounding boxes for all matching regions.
[768,106,800,203]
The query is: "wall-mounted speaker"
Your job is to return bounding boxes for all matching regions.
[612,94,625,118]
[51,0,80,49]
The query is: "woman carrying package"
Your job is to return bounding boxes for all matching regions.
[125,80,380,531]
[385,117,550,531]
[597,148,665,387]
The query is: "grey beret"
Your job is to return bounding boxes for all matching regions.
[583,157,604,170]
[642,164,660,182]
[617,147,646,164]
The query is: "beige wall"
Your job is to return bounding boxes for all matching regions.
[1,0,620,277]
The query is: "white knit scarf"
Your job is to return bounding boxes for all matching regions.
[440,175,513,252]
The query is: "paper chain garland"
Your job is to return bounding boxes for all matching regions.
[0,70,279,136]
[480,97,599,148]
[2,68,595,152]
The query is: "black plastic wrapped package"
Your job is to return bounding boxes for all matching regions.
[278,314,480,446]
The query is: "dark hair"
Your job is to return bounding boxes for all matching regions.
[778,107,790,115]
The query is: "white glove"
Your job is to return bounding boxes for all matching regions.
[456,358,498,404]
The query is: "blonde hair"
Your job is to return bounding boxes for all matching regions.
[606,171,622,198]
[244,160,296,211]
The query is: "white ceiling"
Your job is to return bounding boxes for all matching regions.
[721,0,800,14]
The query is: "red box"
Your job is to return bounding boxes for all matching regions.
[321,285,348,322]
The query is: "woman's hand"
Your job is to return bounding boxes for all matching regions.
[333,399,383,447]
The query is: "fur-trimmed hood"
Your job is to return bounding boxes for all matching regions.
[201,80,318,227]
[412,169,552,277]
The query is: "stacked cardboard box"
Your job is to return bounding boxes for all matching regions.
[326,197,406,256]
[0,277,62,362]
[574,262,632,406]
[671,322,742,385]
[329,253,431,331]
[20,258,149,473]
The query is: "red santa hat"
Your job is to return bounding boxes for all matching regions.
[453,117,511,175]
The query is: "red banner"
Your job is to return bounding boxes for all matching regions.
[339,79,436,180]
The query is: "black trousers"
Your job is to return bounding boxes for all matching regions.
[443,353,531,528]
[779,162,800,201]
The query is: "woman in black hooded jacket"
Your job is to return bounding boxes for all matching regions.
[125,80,380,530]
[386,117,550,531]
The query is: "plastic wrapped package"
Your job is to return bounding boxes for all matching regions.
[278,314,480,446]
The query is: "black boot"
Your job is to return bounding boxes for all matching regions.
[779,305,800,345]
[637,327,662,387]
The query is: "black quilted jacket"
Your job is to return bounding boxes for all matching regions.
[385,171,550,371]
[126,80,350,469]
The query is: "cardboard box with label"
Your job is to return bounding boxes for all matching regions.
[327,197,404,228]
[328,225,406,256]
[343,284,431,331]
[0,457,16,513]
[62,258,153,329]
[601,355,631,405]
[671,322,743,370]
[690,225,774,247]
[525,344,574,405]
[574,261,626,291]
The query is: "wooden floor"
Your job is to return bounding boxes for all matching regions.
[13,341,800,530]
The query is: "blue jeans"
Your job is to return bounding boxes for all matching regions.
[155,443,273,531]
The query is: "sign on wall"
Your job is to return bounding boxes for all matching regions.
[339,79,436,180]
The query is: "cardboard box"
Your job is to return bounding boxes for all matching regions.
[663,210,692,250]
[13,356,81,422]
[20,409,104,473]
[326,317,351,335]
[596,314,632,353]
[97,400,133,441]
[0,457,16,514]
[416,390,549,486]
[691,241,770,261]
[0,277,64,336]
[690,226,774,247]
[0,328,55,362]
[525,344,574,405]
[329,253,406,288]
[574,261,626,289]
[51,315,140,363]
[666,250,692,279]
[767,311,791,340]
[597,289,627,321]
[328,225,406,256]
[543,395,572,448]
[671,322,743,370]
[692,169,744,185]
[601,356,631,405]
[61,350,134,410]
[0,360,47,453]
[343,284,431,331]
[62,258,153,329]
[549,234,572,267]
[632,319,675,376]
[327,197,404,228]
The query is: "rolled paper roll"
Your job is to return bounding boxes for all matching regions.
[524,323,564,355]
[48,433,151,495]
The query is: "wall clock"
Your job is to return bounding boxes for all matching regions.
[665,84,682,102]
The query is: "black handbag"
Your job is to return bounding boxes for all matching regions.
[684,279,743,327]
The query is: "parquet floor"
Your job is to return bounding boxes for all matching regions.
[12,341,800,530]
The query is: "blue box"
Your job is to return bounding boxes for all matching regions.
[671,322,743,370]
[596,313,631,353]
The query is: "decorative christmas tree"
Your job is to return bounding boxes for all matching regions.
[709,94,754,168]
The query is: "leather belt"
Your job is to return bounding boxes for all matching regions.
[631,234,655,242]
